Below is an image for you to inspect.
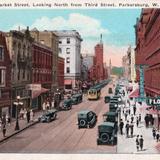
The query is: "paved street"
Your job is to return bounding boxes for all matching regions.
[0,84,116,153]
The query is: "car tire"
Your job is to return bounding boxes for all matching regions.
[79,119,86,127]
[101,133,110,143]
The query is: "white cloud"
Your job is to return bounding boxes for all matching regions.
[29,13,109,38]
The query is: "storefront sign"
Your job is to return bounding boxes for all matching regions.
[147,97,160,107]
[26,84,41,91]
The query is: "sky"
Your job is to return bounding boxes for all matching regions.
[0,9,141,66]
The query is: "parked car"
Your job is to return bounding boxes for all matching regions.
[104,96,110,103]
[71,93,83,105]
[103,111,118,123]
[38,109,57,123]
[97,122,117,145]
[77,110,97,129]
[109,102,118,112]
[59,98,72,110]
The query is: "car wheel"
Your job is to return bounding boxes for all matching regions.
[79,119,86,127]
[101,133,110,143]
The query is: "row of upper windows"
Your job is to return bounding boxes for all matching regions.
[59,38,70,44]
[59,47,70,54]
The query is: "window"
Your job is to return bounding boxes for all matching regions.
[66,57,70,63]
[67,38,70,44]
[0,46,4,61]
[66,67,70,73]
[59,40,62,44]
[23,69,25,79]
[0,69,5,86]
[59,48,62,54]
[66,48,70,54]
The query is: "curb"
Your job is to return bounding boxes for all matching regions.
[0,120,39,144]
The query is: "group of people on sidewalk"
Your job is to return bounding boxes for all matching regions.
[118,94,145,152]
[19,108,34,123]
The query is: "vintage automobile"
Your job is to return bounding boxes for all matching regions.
[38,109,57,123]
[104,96,110,103]
[71,93,83,105]
[77,110,97,129]
[97,122,117,145]
[59,98,72,110]
[103,111,118,123]
[109,102,118,112]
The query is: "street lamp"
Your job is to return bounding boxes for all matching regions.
[13,96,23,130]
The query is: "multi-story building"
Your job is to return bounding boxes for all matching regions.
[30,28,59,92]
[5,28,33,117]
[135,9,160,96]
[95,40,104,82]
[31,42,53,110]
[54,30,82,90]
[81,53,94,82]
[58,56,64,90]
[130,47,136,82]
[0,32,11,117]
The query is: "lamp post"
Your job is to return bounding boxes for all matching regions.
[13,96,23,131]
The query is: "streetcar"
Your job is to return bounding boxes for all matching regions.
[87,88,101,100]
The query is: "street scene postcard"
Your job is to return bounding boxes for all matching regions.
[0,0,160,159]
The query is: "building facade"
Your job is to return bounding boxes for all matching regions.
[135,9,160,96]
[5,28,33,117]
[30,29,59,92]
[57,56,64,89]
[0,32,11,117]
[55,30,82,90]
[31,42,52,110]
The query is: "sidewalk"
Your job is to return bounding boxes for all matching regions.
[117,89,160,153]
[0,110,43,143]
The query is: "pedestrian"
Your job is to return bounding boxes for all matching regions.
[139,114,141,123]
[144,114,149,127]
[46,101,50,110]
[2,124,6,137]
[136,116,139,127]
[152,128,156,139]
[131,114,134,123]
[26,110,30,123]
[128,108,131,115]
[151,116,154,126]
[139,135,144,151]
[136,135,140,151]
[6,114,11,126]
[125,121,130,138]
[30,110,34,122]
[130,121,134,138]
[119,119,124,135]
[23,108,27,119]
[20,108,24,119]
[124,112,128,121]
[156,132,160,142]
[133,105,137,115]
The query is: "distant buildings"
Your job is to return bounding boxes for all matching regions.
[135,9,160,96]
[55,30,83,90]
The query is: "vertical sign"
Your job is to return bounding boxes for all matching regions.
[139,65,144,98]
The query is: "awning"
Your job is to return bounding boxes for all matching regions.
[32,87,49,99]
[129,88,139,98]
[64,79,72,85]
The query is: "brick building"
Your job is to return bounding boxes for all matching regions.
[135,9,160,96]
[58,56,64,89]
[30,28,59,92]
[6,28,33,117]
[0,32,11,117]
[31,42,53,110]
[88,35,108,83]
